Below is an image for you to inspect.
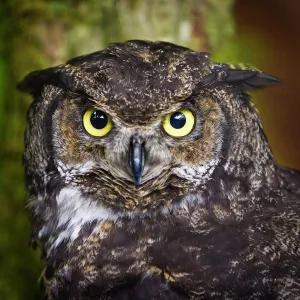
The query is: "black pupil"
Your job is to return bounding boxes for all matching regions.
[170,112,186,129]
[90,111,108,129]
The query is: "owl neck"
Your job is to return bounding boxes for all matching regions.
[225,93,280,181]
[205,96,283,219]
[224,121,278,188]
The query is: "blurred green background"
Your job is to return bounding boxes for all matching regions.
[0,0,299,299]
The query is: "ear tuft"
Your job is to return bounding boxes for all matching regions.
[219,69,258,83]
[17,66,74,96]
[207,63,281,91]
[241,72,281,90]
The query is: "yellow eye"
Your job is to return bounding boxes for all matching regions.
[163,109,195,137]
[83,108,113,137]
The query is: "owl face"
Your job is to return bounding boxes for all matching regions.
[20,40,279,215]
[50,90,223,212]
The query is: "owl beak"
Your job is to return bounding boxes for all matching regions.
[129,135,144,188]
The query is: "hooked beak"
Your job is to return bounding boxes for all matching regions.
[129,135,144,188]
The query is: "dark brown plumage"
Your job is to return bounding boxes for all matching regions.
[19,40,300,300]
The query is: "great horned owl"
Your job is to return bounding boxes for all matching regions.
[19,40,300,300]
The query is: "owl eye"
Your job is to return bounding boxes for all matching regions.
[83,108,113,137]
[163,109,195,137]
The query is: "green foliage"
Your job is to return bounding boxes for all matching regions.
[0,2,45,299]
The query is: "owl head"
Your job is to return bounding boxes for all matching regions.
[19,40,279,225]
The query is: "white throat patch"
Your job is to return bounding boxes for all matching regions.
[39,186,120,250]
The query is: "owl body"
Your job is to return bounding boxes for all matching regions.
[20,41,300,299]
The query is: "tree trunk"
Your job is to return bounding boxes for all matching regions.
[0,1,235,299]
